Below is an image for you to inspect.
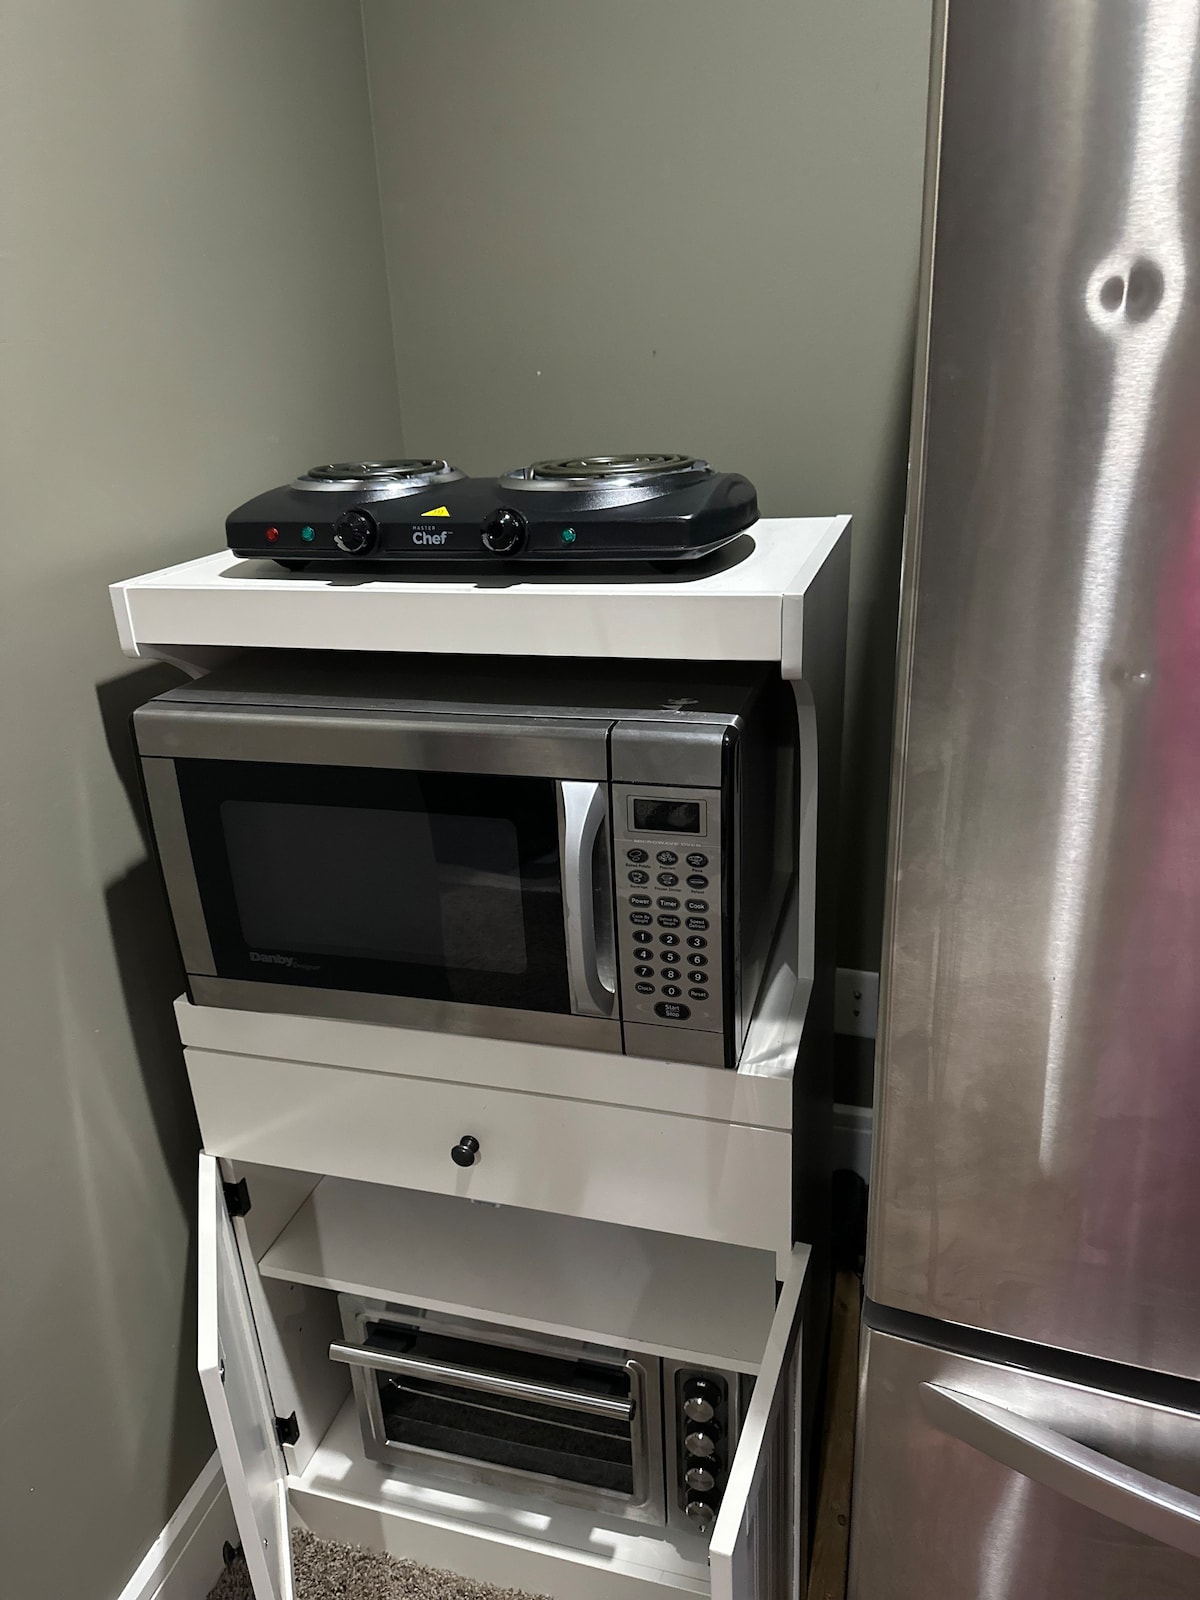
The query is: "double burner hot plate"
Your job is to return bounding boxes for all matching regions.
[226,454,758,567]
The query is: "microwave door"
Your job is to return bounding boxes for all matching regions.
[135,707,620,1051]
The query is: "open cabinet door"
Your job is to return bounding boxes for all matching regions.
[199,1153,295,1600]
[710,1245,809,1600]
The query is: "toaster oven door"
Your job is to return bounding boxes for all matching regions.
[137,707,617,1048]
[330,1304,665,1527]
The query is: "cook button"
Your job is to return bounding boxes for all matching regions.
[654,1000,691,1020]
[685,899,708,913]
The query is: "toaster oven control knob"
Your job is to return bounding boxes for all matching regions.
[682,1378,721,1424]
[332,509,377,554]
[685,1499,717,1534]
[451,1134,481,1168]
[684,1464,716,1494]
[481,507,526,555]
[684,1427,719,1458]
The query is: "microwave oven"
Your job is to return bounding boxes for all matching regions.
[329,1296,750,1537]
[134,652,797,1069]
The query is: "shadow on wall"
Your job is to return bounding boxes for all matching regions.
[97,661,214,1512]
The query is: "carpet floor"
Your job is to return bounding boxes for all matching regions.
[207,1529,549,1600]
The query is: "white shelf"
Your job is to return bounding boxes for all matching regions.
[111,517,848,672]
[259,1176,777,1371]
[291,1397,711,1600]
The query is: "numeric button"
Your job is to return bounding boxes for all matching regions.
[662,985,682,998]
[686,952,708,966]
[634,964,654,978]
[660,933,680,946]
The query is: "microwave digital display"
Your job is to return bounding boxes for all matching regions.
[632,798,703,835]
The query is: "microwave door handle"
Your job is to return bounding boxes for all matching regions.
[921,1382,1200,1559]
[329,1342,635,1423]
[558,779,616,1018]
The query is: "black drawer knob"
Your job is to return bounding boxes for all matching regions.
[451,1134,480,1168]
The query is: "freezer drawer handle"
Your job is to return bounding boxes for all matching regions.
[921,1382,1200,1560]
[329,1340,636,1423]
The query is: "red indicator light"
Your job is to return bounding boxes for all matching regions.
[265,526,280,542]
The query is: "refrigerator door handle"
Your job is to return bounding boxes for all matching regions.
[921,1382,1200,1559]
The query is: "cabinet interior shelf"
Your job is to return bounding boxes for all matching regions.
[259,1175,778,1371]
[293,1397,712,1599]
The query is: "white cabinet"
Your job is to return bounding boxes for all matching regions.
[115,521,850,1599]
[201,1152,810,1599]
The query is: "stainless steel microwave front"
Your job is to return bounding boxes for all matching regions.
[132,661,777,1068]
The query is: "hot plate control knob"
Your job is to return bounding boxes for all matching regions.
[451,1134,481,1168]
[332,509,377,554]
[481,507,527,555]
[685,1500,717,1535]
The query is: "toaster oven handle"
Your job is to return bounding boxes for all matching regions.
[328,1341,635,1422]
[558,779,617,1018]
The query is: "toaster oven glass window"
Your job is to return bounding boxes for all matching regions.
[365,1321,639,1496]
[174,759,570,1012]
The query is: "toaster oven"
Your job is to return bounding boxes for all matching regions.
[134,651,797,1068]
[330,1297,749,1537]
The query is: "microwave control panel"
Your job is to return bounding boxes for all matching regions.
[611,784,722,1037]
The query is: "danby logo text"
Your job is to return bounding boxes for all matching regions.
[249,951,297,966]
[413,529,449,546]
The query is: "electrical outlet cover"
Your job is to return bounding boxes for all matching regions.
[835,968,880,1039]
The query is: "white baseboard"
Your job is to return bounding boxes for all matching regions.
[116,1451,238,1600]
[832,1102,873,1182]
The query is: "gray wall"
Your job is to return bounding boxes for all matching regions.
[363,0,933,970]
[0,5,399,1595]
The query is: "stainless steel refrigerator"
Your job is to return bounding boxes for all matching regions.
[849,0,1200,1592]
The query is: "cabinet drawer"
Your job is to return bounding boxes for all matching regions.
[186,1047,791,1256]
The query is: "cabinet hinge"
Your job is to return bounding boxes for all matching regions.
[275,1412,300,1447]
[222,1177,252,1218]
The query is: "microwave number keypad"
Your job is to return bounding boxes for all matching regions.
[612,785,722,1035]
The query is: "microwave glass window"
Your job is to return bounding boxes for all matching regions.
[632,798,702,835]
[174,759,570,1014]
[220,801,527,974]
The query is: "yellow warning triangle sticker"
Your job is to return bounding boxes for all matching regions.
[423,505,451,517]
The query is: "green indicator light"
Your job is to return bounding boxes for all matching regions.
[301,525,316,542]
[560,526,577,545]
